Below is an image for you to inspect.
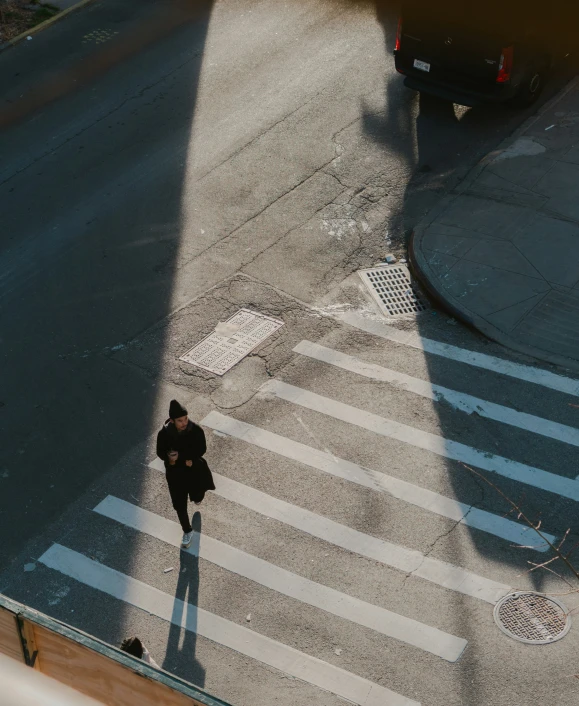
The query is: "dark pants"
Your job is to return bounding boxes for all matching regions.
[174,497,193,533]
[168,482,206,533]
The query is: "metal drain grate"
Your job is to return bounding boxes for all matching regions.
[493,592,571,644]
[179,309,283,376]
[359,264,429,318]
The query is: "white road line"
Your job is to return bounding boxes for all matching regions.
[149,458,510,604]
[39,544,419,706]
[96,495,466,661]
[337,311,579,397]
[262,380,579,502]
[294,340,579,448]
[201,411,554,550]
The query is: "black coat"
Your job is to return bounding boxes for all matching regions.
[156,419,215,501]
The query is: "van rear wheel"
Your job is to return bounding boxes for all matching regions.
[507,66,546,108]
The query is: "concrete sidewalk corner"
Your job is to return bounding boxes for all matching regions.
[410,76,579,373]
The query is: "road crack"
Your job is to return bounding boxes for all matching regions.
[0,53,200,188]
[402,473,487,587]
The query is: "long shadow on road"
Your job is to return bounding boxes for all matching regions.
[364,1,579,703]
[367,0,579,580]
[1,0,578,702]
[0,0,213,688]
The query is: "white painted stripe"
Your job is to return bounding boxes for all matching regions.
[294,340,579,448]
[262,380,579,502]
[148,458,510,603]
[96,495,466,661]
[201,411,554,550]
[337,311,579,397]
[40,544,419,706]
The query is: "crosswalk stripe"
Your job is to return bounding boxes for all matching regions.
[262,380,579,502]
[95,495,466,661]
[201,411,554,550]
[39,544,420,706]
[337,311,579,397]
[294,340,579,448]
[148,458,511,603]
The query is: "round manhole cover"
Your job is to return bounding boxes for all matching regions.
[494,592,571,644]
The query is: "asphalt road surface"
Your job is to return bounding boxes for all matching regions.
[1,1,579,705]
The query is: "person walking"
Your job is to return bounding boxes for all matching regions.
[156,399,215,548]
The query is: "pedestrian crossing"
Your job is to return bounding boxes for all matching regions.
[261,379,579,502]
[94,495,466,661]
[150,459,511,602]
[41,544,417,706]
[201,412,555,549]
[337,310,579,396]
[35,312,579,706]
[294,340,579,447]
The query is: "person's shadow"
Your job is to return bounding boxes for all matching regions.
[163,511,206,686]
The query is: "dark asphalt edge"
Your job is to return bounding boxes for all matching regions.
[408,75,579,376]
[0,0,98,53]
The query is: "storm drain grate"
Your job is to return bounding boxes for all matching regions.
[359,264,429,318]
[179,309,283,376]
[493,592,571,644]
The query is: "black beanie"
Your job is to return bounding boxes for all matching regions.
[169,399,188,419]
[120,636,143,658]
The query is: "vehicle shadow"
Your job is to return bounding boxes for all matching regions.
[368,0,579,249]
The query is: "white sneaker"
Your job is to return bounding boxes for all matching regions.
[181,531,193,549]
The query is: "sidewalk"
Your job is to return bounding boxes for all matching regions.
[410,77,579,373]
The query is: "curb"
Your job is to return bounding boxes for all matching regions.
[410,230,579,373]
[0,0,97,52]
[409,75,579,374]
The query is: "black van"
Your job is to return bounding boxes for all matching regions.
[393,2,553,107]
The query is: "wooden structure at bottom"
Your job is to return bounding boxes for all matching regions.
[0,592,232,706]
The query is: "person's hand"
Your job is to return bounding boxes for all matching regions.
[168,450,178,465]
[185,460,193,467]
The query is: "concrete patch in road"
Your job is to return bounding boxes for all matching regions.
[112,274,340,407]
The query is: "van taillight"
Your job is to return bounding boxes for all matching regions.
[497,46,513,83]
[395,17,402,52]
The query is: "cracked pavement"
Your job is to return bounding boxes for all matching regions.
[1,1,579,705]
